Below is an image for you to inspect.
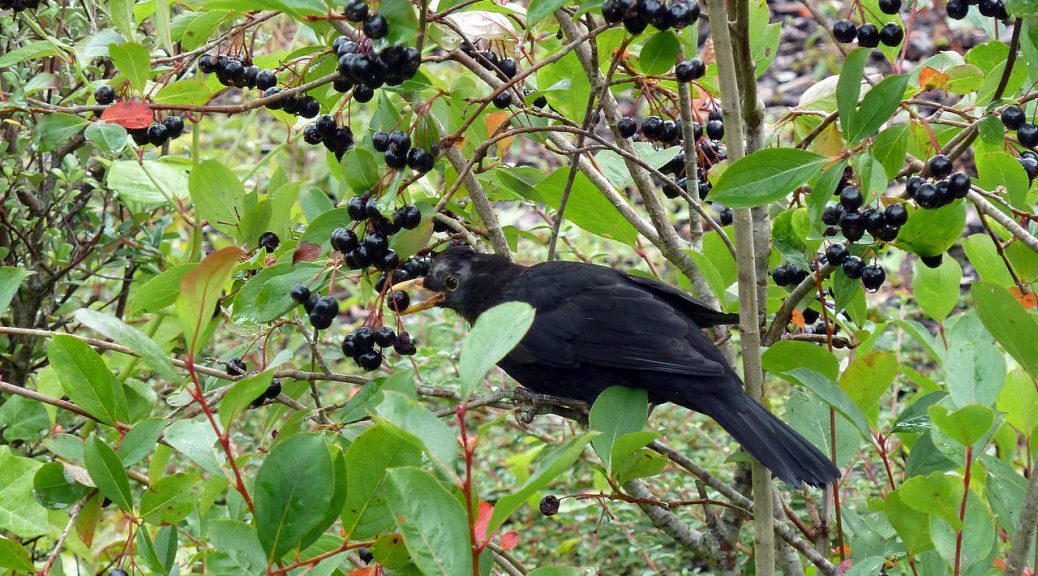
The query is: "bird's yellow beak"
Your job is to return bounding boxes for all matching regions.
[390,277,444,314]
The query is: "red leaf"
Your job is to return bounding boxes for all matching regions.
[100,101,152,129]
[293,241,323,264]
[473,501,493,543]
[348,568,377,576]
[498,530,519,551]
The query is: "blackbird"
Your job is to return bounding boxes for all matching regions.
[399,247,840,488]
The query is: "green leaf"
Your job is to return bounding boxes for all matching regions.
[527,0,567,26]
[32,462,88,510]
[0,39,62,68]
[373,391,457,475]
[119,417,165,467]
[892,391,947,434]
[255,433,335,562]
[962,234,1014,287]
[928,404,995,446]
[300,207,350,247]
[0,267,31,317]
[589,386,649,470]
[709,149,829,208]
[189,160,246,235]
[108,42,151,93]
[107,160,189,205]
[783,368,871,440]
[34,113,89,153]
[459,302,536,398]
[535,168,639,245]
[48,335,129,426]
[342,425,422,539]
[931,490,996,572]
[487,431,597,535]
[901,471,964,529]
[0,395,49,442]
[838,351,897,426]
[84,435,133,513]
[997,370,1038,433]
[386,468,472,576]
[807,159,847,224]
[894,201,966,257]
[219,370,273,429]
[786,389,858,468]
[84,121,128,154]
[638,32,680,76]
[109,0,136,38]
[0,447,48,538]
[176,246,243,355]
[233,263,326,325]
[154,0,173,54]
[374,0,419,48]
[140,470,200,525]
[164,420,224,478]
[127,263,196,316]
[849,73,909,143]
[208,520,267,576]
[872,124,908,180]
[0,537,34,572]
[762,340,840,381]
[153,79,211,105]
[912,256,962,321]
[1007,0,1038,15]
[836,48,869,137]
[976,151,1031,209]
[74,308,179,382]
[945,340,1005,409]
[971,282,1038,380]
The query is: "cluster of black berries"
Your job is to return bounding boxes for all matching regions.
[822,185,908,242]
[832,19,903,48]
[1000,104,1038,149]
[129,116,186,147]
[947,0,1007,20]
[772,263,810,287]
[337,198,423,277]
[303,115,355,159]
[600,0,701,35]
[341,325,416,371]
[262,88,321,118]
[199,54,279,92]
[372,130,436,172]
[462,43,520,81]
[0,0,42,11]
[290,285,340,330]
[905,155,971,209]
[333,36,421,103]
[258,231,280,253]
[94,85,116,105]
[824,243,887,292]
[374,256,430,293]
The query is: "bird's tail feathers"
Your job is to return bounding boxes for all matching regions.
[699,393,840,488]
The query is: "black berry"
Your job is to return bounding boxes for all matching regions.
[389,290,411,312]
[833,19,857,43]
[618,117,638,138]
[94,85,116,105]
[879,22,903,47]
[540,495,560,516]
[947,171,971,199]
[825,243,849,266]
[861,264,886,292]
[928,154,953,178]
[362,14,388,38]
[856,23,880,48]
[884,203,908,226]
[493,91,513,109]
[675,58,705,82]
[344,0,369,21]
[839,186,863,211]
[841,255,865,279]
[1018,123,1038,148]
[1001,105,1025,131]
[258,231,280,253]
[879,0,901,13]
[921,254,943,268]
[290,284,311,304]
[373,326,396,347]
[946,0,968,18]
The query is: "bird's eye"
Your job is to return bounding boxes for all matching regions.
[444,275,460,291]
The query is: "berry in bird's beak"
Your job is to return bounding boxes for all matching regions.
[389,277,444,313]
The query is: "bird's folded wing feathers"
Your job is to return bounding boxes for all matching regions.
[511,283,728,376]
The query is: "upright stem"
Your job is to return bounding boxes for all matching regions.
[457,404,481,576]
[953,446,973,576]
[704,1,774,574]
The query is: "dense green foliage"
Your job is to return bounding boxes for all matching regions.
[1,0,1038,575]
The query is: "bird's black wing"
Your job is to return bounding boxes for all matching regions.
[502,262,728,376]
[623,274,739,326]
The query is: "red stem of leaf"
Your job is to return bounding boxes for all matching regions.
[456,403,482,576]
[954,446,973,576]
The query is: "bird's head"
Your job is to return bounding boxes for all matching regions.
[392,246,515,321]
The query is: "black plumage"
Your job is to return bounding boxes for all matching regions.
[419,247,840,488]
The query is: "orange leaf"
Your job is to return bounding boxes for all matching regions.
[918,67,949,91]
[791,309,805,328]
[485,111,512,155]
[348,568,377,576]
[100,101,153,129]
[474,501,493,543]
[1008,287,1037,309]
[499,530,519,551]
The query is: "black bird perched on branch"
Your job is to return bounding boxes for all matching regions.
[398,247,840,488]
